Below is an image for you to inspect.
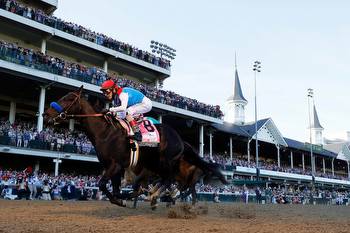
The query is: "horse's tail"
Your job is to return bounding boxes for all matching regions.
[182,142,229,185]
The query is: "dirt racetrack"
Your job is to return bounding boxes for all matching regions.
[0,200,350,233]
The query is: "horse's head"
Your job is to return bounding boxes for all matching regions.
[43,86,83,125]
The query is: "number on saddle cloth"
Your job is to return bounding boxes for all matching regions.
[143,119,155,132]
[139,117,160,143]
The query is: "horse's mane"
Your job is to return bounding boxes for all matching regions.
[87,95,105,113]
[85,95,128,135]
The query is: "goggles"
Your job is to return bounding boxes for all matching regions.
[102,88,112,95]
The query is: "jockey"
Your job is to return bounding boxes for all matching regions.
[100,79,152,141]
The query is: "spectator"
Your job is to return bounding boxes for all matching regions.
[41,180,51,200]
[0,40,223,119]
[27,173,38,200]
[213,192,220,203]
[0,0,171,70]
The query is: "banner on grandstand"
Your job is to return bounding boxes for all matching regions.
[304,143,323,152]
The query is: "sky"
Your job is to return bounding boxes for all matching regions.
[54,0,350,142]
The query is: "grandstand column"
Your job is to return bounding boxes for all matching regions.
[331,158,334,176]
[34,160,40,172]
[199,124,204,157]
[229,136,233,161]
[290,151,294,169]
[37,86,46,132]
[69,119,75,131]
[9,101,16,124]
[103,60,108,72]
[311,154,316,175]
[53,158,62,176]
[322,158,326,174]
[158,115,163,123]
[347,161,350,179]
[41,39,47,54]
[276,145,280,167]
[247,139,252,162]
[209,131,213,160]
[302,153,305,171]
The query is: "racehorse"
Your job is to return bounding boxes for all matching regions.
[43,86,227,207]
[123,143,228,208]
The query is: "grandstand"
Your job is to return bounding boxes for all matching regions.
[0,0,350,203]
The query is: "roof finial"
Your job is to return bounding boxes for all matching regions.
[234,51,237,69]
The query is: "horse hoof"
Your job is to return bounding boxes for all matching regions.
[112,199,126,207]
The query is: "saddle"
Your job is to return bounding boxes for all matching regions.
[106,115,160,168]
[115,116,160,147]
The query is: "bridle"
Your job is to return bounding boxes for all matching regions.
[51,92,103,123]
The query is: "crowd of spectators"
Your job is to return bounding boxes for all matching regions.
[196,183,350,205]
[0,40,108,86]
[0,117,347,180]
[203,154,349,180]
[0,0,171,70]
[115,78,223,118]
[2,167,349,206]
[0,40,224,118]
[0,168,104,201]
[0,119,95,155]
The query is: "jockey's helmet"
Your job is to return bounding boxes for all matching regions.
[100,80,116,91]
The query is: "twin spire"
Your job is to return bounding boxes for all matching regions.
[227,53,247,103]
[224,53,247,124]
[311,105,323,129]
[225,53,324,145]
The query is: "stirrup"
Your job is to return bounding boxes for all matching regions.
[130,141,137,151]
[131,132,142,142]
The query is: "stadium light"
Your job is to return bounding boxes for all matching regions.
[253,60,261,180]
[307,88,315,176]
[150,40,177,61]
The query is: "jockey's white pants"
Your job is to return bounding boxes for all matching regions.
[126,97,152,117]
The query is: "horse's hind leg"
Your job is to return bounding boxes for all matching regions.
[131,170,148,208]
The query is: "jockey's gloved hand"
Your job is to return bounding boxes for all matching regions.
[101,109,109,115]
[106,111,115,117]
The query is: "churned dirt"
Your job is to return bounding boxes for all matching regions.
[0,200,350,233]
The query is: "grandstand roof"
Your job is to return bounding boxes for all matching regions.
[212,121,251,137]
[324,143,350,161]
[227,69,247,103]
[284,137,336,158]
[213,118,335,157]
[213,118,271,138]
[239,118,270,137]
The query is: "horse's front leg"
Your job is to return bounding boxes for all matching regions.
[191,184,197,206]
[99,162,125,207]
[111,171,123,199]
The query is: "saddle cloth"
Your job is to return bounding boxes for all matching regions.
[117,117,160,146]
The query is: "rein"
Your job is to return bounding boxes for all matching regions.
[51,92,104,122]
[50,90,122,132]
[60,113,104,119]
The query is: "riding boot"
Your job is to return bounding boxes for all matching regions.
[126,115,142,141]
[132,124,142,141]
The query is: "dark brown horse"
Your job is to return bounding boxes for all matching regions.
[125,142,228,208]
[43,86,227,207]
